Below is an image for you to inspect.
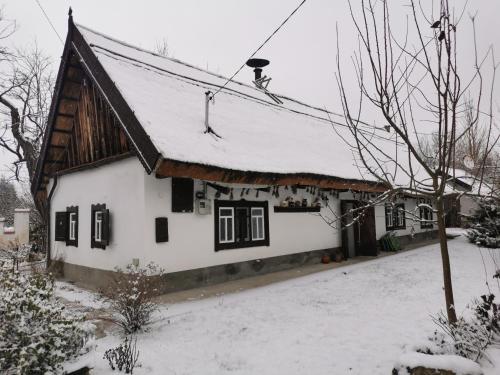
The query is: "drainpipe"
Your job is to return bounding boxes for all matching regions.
[46,175,58,269]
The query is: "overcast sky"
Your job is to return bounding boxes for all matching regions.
[1,0,499,179]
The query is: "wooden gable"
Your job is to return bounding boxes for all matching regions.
[39,53,131,191]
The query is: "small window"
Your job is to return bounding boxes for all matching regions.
[215,200,269,251]
[219,207,234,243]
[95,211,102,242]
[385,203,406,230]
[420,202,434,229]
[66,206,78,247]
[91,204,110,249]
[251,208,265,240]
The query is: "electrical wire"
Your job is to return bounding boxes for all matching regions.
[34,0,64,45]
[210,0,307,99]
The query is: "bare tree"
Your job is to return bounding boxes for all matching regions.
[0,44,54,182]
[336,0,499,323]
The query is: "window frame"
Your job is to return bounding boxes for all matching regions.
[91,203,109,249]
[385,203,406,230]
[419,201,434,229]
[66,206,78,247]
[219,207,235,244]
[214,200,269,251]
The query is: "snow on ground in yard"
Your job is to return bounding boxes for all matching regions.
[446,227,468,237]
[55,281,109,310]
[66,235,500,374]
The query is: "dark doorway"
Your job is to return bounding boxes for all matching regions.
[340,201,378,258]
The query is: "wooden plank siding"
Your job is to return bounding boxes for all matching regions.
[42,70,131,184]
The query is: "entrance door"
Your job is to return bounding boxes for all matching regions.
[341,201,378,258]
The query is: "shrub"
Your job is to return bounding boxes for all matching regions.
[466,197,500,248]
[0,270,92,373]
[103,336,139,374]
[430,295,500,362]
[107,262,164,333]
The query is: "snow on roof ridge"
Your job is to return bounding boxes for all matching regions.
[75,23,346,121]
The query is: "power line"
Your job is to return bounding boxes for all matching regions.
[211,0,307,99]
[34,0,64,45]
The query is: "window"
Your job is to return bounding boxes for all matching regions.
[251,208,265,240]
[66,206,78,247]
[91,204,110,249]
[54,207,78,246]
[214,200,269,251]
[385,203,406,230]
[419,201,434,229]
[219,207,234,243]
[69,213,76,240]
[94,211,102,242]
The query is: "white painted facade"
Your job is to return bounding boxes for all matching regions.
[0,209,30,248]
[50,157,435,273]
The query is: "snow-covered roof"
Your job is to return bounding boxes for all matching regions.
[76,24,391,183]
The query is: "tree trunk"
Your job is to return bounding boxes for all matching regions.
[436,197,458,324]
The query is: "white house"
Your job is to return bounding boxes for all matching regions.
[0,209,30,248]
[32,13,437,292]
[443,169,498,227]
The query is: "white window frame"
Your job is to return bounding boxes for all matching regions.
[95,211,103,242]
[219,207,234,244]
[386,205,394,228]
[69,212,77,241]
[251,207,265,240]
[397,206,405,227]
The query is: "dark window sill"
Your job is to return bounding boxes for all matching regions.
[215,239,269,251]
[273,206,321,213]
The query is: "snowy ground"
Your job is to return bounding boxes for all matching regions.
[63,232,500,374]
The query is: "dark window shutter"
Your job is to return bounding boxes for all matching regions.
[155,217,168,243]
[55,211,68,241]
[101,209,110,246]
[172,177,194,212]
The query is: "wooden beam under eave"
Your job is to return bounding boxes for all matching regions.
[156,159,388,193]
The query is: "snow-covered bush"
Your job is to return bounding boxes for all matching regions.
[429,295,500,362]
[103,336,140,374]
[466,197,500,248]
[0,270,92,373]
[107,262,164,333]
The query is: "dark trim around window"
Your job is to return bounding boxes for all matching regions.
[66,206,78,247]
[385,203,406,230]
[91,203,110,249]
[214,200,270,251]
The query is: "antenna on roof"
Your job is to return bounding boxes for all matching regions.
[246,58,283,105]
[204,91,221,139]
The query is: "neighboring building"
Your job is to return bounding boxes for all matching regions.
[32,14,437,292]
[444,170,498,227]
[0,209,30,248]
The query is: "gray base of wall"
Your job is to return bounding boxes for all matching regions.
[60,231,439,294]
[397,230,439,248]
[61,247,341,293]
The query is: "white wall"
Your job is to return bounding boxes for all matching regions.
[143,177,339,273]
[50,157,145,271]
[0,209,30,247]
[50,157,434,274]
[374,197,435,240]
